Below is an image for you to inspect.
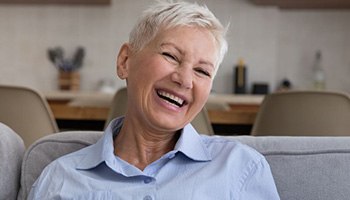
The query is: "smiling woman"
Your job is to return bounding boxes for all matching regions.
[29,1,280,199]
[116,26,217,134]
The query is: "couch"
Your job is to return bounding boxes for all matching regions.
[1,123,350,200]
[0,123,25,200]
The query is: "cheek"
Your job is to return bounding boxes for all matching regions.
[133,56,170,79]
[128,59,153,81]
[194,79,212,103]
[199,78,213,92]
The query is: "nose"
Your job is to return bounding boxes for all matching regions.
[171,65,193,89]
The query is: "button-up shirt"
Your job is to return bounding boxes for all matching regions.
[29,117,280,199]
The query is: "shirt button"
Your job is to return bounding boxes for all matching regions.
[144,178,153,184]
[143,195,152,200]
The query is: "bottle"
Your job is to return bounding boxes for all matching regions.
[312,50,326,90]
[233,58,247,94]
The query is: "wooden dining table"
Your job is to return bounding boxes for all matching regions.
[44,91,264,134]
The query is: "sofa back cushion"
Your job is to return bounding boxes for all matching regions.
[233,136,350,200]
[18,132,350,200]
[18,131,102,200]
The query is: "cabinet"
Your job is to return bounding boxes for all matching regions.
[251,0,350,9]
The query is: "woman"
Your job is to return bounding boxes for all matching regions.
[29,1,280,199]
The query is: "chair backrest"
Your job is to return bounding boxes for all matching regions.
[104,87,128,127]
[251,91,350,136]
[190,106,214,135]
[17,131,102,200]
[105,87,214,135]
[0,85,59,147]
[0,123,25,200]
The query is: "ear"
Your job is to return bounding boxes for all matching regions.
[116,43,131,80]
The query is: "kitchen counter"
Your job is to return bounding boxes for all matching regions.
[44,91,113,121]
[44,90,264,132]
[206,94,263,125]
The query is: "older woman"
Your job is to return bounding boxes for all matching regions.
[29,1,280,199]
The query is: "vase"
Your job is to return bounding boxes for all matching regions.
[58,70,80,91]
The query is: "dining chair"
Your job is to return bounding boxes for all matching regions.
[190,106,214,135]
[0,85,59,147]
[104,87,128,127]
[105,87,214,135]
[0,122,25,200]
[251,91,350,136]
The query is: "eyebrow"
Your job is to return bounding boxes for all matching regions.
[160,42,215,69]
[199,60,215,70]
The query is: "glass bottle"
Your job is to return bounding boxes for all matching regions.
[312,50,326,90]
[233,58,247,94]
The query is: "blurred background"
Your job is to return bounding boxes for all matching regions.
[0,0,349,94]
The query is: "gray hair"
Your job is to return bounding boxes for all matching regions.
[129,0,228,70]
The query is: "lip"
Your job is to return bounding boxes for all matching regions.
[154,88,190,111]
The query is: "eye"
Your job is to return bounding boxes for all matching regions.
[195,67,212,78]
[162,52,178,63]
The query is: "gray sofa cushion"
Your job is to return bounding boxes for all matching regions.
[17,131,102,200]
[233,136,350,200]
[18,132,350,200]
[0,123,25,200]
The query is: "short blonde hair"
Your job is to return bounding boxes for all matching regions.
[129,0,228,70]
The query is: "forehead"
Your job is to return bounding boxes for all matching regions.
[150,26,218,62]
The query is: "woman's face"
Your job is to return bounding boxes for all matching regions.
[117,26,218,132]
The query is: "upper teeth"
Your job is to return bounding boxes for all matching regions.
[158,91,184,106]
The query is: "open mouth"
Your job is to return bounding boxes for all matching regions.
[157,90,186,108]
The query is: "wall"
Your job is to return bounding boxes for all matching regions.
[0,0,349,94]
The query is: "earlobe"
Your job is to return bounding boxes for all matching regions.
[116,43,131,80]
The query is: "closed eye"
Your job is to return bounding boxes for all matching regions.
[195,68,211,78]
[162,52,178,63]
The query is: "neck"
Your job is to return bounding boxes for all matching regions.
[114,117,180,170]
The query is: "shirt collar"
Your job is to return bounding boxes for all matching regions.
[76,117,122,170]
[174,124,212,162]
[76,117,212,170]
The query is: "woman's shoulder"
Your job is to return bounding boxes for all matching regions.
[200,135,265,161]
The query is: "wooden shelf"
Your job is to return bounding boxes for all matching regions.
[48,101,109,120]
[0,0,110,5]
[45,91,262,125]
[251,0,350,9]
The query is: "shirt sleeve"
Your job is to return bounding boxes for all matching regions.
[238,157,280,200]
[28,173,48,199]
[27,161,63,200]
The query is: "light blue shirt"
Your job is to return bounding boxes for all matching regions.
[29,117,280,200]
